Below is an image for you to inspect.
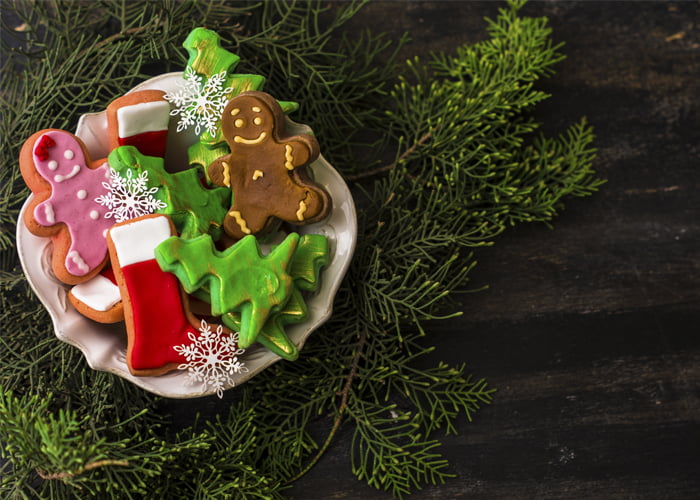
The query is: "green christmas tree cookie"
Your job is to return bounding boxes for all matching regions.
[107,146,230,240]
[222,234,329,360]
[154,232,299,349]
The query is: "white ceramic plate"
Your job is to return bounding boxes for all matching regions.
[16,73,357,398]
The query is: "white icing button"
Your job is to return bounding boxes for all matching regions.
[77,189,87,199]
[64,149,74,160]
[48,160,59,170]
[89,210,99,220]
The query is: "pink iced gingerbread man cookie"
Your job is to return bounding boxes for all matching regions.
[20,129,115,284]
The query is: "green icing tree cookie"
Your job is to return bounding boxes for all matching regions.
[288,234,330,291]
[222,234,329,360]
[222,289,307,361]
[154,232,300,350]
[107,146,230,240]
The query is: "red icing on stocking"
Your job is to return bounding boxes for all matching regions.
[120,259,198,372]
[117,130,169,158]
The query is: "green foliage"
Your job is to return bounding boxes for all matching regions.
[0,0,601,498]
[0,389,205,499]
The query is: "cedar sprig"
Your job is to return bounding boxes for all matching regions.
[350,400,453,499]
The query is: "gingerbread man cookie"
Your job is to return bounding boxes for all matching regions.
[208,91,331,240]
[20,129,114,284]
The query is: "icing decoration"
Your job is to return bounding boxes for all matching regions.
[20,129,114,282]
[54,164,80,183]
[154,232,299,349]
[296,199,307,221]
[221,161,231,187]
[228,210,251,235]
[233,131,266,145]
[177,27,297,179]
[107,214,235,377]
[174,320,247,398]
[107,146,230,240]
[284,145,294,170]
[107,90,170,158]
[70,273,121,312]
[34,134,56,161]
[67,266,125,323]
[68,251,89,273]
[94,168,167,223]
[208,91,331,239]
[43,203,55,223]
[117,101,170,137]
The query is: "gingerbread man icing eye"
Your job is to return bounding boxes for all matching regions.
[208,91,331,240]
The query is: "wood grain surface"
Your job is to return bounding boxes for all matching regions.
[290,2,700,498]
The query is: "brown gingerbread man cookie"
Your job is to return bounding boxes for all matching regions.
[208,91,331,240]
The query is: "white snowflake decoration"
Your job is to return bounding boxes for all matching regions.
[174,320,247,398]
[164,67,233,136]
[95,169,167,223]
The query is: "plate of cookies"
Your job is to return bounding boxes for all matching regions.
[15,28,357,398]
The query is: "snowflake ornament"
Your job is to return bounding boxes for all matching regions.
[164,67,233,136]
[174,320,247,398]
[95,169,167,223]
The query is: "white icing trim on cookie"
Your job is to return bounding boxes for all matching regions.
[117,100,171,138]
[109,215,172,266]
[71,274,121,311]
[68,250,89,273]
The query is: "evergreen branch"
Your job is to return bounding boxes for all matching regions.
[284,329,368,485]
[61,25,156,73]
[346,130,433,182]
[350,401,453,499]
[35,459,130,481]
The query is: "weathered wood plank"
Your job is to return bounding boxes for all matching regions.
[291,2,700,497]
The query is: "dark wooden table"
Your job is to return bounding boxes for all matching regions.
[291,2,700,498]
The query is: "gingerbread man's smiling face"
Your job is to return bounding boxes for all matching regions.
[224,95,274,146]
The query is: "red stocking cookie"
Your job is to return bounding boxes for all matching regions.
[208,91,331,240]
[107,90,171,158]
[107,214,233,377]
[20,129,115,284]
